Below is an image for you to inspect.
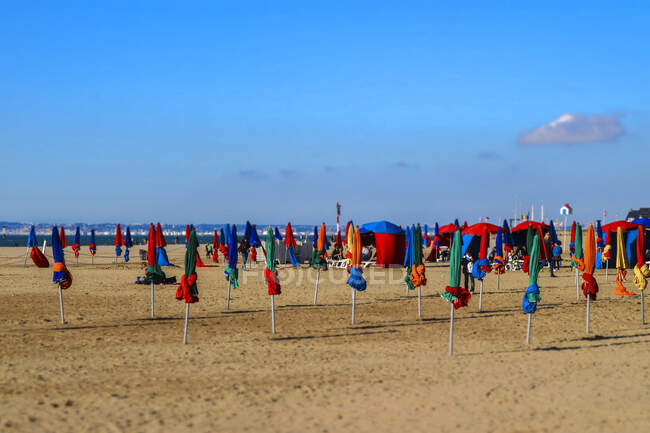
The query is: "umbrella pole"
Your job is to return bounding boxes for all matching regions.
[92,255,94,265]
[605,261,609,281]
[586,295,591,333]
[23,246,29,267]
[313,269,320,305]
[575,270,579,300]
[448,303,454,356]
[526,313,531,344]
[271,295,276,333]
[497,273,500,291]
[417,286,421,318]
[642,290,645,325]
[150,282,155,318]
[227,280,232,310]
[42,240,47,257]
[351,288,356,325]
[183,303,190,344]
[479,280,484,312]
[58,283,65,324]
[76,255,78,265]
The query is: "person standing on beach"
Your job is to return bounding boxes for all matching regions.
[462,251,475,293]
[552,241,563,270]
[544,233,556,277]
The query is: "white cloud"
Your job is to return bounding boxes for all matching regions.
[518,113,624,145]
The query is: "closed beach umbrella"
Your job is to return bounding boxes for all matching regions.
[60,227,67,249]
[311,223,328,304]
[522,234,541,343]
[548,220,558,244]
[614,227,635,296]
[89,229,97,258]
[265,227,281,333]
[52,226,72,323]
[176,229,199,344]
[582,225,599,332]
[633,225,649,323]
[124,226,133,262]
[114,224,124,259]
[225,225,238,309]
[275,227,283,242]
[155,222,171,266]
[72,227,81,259]
[145,223,166,317]
[408,224,427,317]
[347,225,367,324]
[442,229,472,355]
[284,222,299,267]
[212,229,220,263]
[26,225,49,268]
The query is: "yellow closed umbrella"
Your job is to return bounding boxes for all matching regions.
[614,227,635,296]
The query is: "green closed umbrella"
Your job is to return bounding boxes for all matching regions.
[176,229,199,344]
[265,227,281,333]
[573,223,583,299]
[526,226,534,257]
[522,235,541,344]
[441,229,471,355]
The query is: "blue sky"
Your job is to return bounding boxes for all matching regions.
[1,1,648,226]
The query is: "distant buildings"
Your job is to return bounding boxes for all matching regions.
[626,208,650,221]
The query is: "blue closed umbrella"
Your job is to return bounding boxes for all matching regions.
[548,220,558,243]
[496,227,503,258]
[313,226,318,248]
[225,225,239,293]
[274,227,283,242]
[52,226,66,283]
[403,226,412,267]
[27,225,38,247]
[249,224,262,248]
[124,226,133,262]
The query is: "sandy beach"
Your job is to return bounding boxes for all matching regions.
[1,244,649,433]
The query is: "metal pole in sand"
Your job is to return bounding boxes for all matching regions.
[58,283,65,324]
[417,286,421,318]
[42,240,47,257]
[313,269,320,305]
[605,261,609,281]
[586,295,591,333]
[449,303,454,356]
[479,280,484,312]
[526,313,532,344]
[150,282,155,318]
[497,273,500,291]
[183,303,190,344]
[641,291,645,325]
[576,270,579,300]
[226,280,232,310]
[271,295,276,333]
[92,254,94,265]
[351,288,356,325]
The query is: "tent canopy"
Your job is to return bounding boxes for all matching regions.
[632,217,650,227]
[512,221,550,232]
[462,222,500,235]
[602,220,639,232]
[438,223,458,234]
[360,221,404,235]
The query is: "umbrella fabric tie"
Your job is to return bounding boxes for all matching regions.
[492,255,505,274]
[633,264,650,291]
[72,244,80,258]
[225,266,239,288]
[30,247,50,268]
[404,266,415,291]
[442,286,471,309]
[582,273,598,300]
[264,268,282,295]
[522,255,531,274]
[115,246,122,257]
[472,258,488,280]
[522,283,540,313]
[602,245,612,261]
[89,244,96,255]
[52,262,72,289]
[348,266,367,292]
[409,264,427,288]
[614,269,636,296]
[573,257,585,272]
[250,247,257,262]
[219,245,229,264]
[175,273,199,303]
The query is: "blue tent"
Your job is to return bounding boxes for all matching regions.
[360,220,404,234]
[403,226,412,267]
[633,218,650,227]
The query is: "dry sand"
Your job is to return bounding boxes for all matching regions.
[1,245,649,433]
